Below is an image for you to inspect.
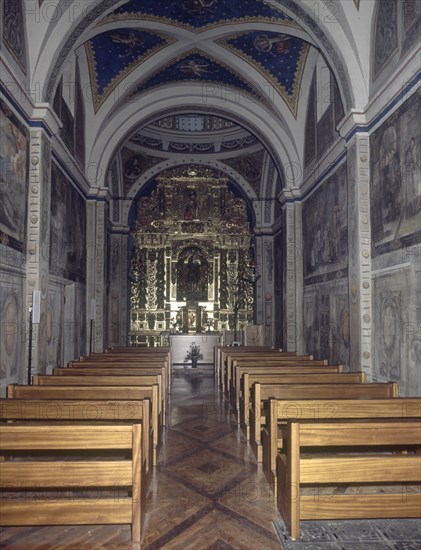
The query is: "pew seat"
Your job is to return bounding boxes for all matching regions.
[250,381,399,461]
[0,398,154,485]
[7,384,161,465]
[277,419,421,540]
[0,424,143,542]
[263,397,421,496]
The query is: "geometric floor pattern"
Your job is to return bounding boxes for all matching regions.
[141,371,282,549]
[273,518,421,550]
[1,369,420,549]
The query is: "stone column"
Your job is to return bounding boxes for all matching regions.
[344,130,372,376]
[108,227,130,347]
[261,235,275,346]
[254,235,264,325]
[86,189,110,353]
[25,114,58,378]
[279,191,304,352]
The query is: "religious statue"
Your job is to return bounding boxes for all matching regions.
[184,189,198,220]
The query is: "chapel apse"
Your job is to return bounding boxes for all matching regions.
[129,166,255,346]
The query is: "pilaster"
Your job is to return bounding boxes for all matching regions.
[280,194,304,352]
[25,130,51,377]
[346,133,373,376]
[108,227,130,347]
[86,189,110,353]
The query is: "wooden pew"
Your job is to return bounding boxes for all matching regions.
[264,397,421,496]
[0,424,143,542]
[34,373,165,423]
[7,385,161,464]
[53,365,170,407]
[80,350,169,357]
[250,381,399,461]
[277,419,421,540]
[215,346,274,387]
[101,346,172,366]
[70,358,171,392]
[222,351,315,393]
[238,371,366,436]
[0,398,154,485]
[226,356,331,399]
[231,363,344,415]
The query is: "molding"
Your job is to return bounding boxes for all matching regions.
[87,187,111,203]
[338,66,421,141]
[371,263,412,277]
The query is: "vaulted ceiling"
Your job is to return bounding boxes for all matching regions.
[18,0,376,226]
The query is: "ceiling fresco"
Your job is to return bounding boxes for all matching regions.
[97,0,300,32]
[127,50,264,102]
[218,31,310,117]
[85,28,175,112]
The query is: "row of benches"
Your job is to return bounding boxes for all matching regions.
[0,347,172,543]
[215,346,421,540]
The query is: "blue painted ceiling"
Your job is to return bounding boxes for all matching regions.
[219,31,310,116]
[98,0,300,32]
[127,50,264,101]
[85,28,174,112]
[84,2,312,115]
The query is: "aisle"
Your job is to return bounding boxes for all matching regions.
[141,370,282,549]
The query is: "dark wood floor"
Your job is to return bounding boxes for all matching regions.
[0,371,283,549]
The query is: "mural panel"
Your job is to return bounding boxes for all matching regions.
[303,162,348,278]
[0,285,22,380]
[49,163,86,282]
[225,150,264,196]
[373,0,397,79]
[317,105,334,158]
[370,90,421,252]
[2,0,27,73]
[372,255,420,396]
[402,0,421,54]
[373,273,406,387]
[46,285,63,370]
[304,75,316,167]
[0,100,29,247]
[304,282,350,368]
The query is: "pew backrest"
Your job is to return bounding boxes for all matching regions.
[0,423,143,542]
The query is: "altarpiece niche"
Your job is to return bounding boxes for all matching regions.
[129,166,254,346]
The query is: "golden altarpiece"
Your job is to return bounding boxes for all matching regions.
[129,167,255,346]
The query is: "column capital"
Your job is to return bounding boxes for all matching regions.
[337,110,369,140]
[31,103,62,137]
[87,187,111,203]
[278,187,302,206]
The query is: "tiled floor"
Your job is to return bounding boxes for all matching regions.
[141,370,283,549]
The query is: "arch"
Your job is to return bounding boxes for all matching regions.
[41,0,360,111]
[88,86,300,191]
